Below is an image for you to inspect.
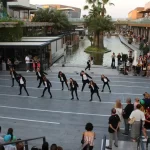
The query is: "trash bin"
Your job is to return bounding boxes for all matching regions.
[2,62,6,71]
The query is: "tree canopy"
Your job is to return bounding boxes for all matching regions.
[84,0,115,48]
[32,8,71,31]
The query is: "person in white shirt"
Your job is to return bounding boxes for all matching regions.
[41,76,52,99]
[101,75,111,93]
[25,55,30,72]
[58,71,69,90]
[89,80,101,102]
[17,74,29,96]
[129,104,145,142]
[80,71,92,91]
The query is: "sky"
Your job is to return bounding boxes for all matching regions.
[30,0,150,19]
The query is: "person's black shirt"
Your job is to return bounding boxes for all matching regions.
[123,104,134,119]
[108,114,120,133]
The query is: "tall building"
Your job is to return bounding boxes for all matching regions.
[7,0,36,20]
[128,7,144,20]
[42,4,81,18]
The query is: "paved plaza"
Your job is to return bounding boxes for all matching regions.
[0,66,150,150]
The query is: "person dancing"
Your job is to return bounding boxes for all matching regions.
[41,76,52,99]
[17,74,29,96]
[69,78,79,100]
[89,80,101,102]
[85,60,91,71]
[80,71,92,91]
[58,71,69,90]
[101,74,111,93]
[36,67,47,88]
[10,68,18,87]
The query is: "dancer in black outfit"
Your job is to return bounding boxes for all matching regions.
[10,68,18,87]
[17,74,29,96]
[41,76,52,99]
[58,71,69,90]
[101,74,111,93]
[80,71,92,91]
[36,67,47,88]
[85,60,91,71]
[89,80,101,102]
[70,78,79,100]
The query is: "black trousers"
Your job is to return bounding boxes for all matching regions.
[19,84,29,95]
[12,78,14,86]
[91,90,101,100]
[83,145,93,150]
[85,65,91,70]
[111,59,115,68]
[42,87,52,97]
[82,80,89,91]
[71,89,78,98]
[38,78,43,87]
[102,83,111,91]
[61,81,68,89]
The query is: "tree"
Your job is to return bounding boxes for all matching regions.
[32,8,71,34]
[84,0,114,49]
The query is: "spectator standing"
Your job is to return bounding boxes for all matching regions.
[106,108,120,149]
[25,55,30,72]
[114,100,123,123]
[122,98,134,135]
[111,53,116,69]
[81,123,95,150]
[129,104,145,142]
[142,107,150,142]
[117,53,121,66]
[134,98,140,110]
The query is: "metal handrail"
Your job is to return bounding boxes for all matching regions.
[0,136,46,150]
[101,135,106,150]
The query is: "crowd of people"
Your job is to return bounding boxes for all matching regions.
[0,126,63,150]
[105,92,150,149]
[111,49,150,77]
[9,66,111,101]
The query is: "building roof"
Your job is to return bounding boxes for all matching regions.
[22,36,62,41]
[0,42,48,48]
[128,7,144,14]
[7,2,37,10]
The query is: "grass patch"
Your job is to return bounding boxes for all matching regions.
[84,46,109,53]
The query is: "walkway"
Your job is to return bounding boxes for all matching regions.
[119,35,141,55]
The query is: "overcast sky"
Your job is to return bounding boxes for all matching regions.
[30,0,150,18]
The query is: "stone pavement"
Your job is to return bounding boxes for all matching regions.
[0,66,150,150]
[119,35,141,56]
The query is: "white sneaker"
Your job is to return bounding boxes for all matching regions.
[26,70,28,72]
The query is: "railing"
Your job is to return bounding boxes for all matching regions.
[129,17,150,24]
[0,136,46,150]
[101,135,106,150]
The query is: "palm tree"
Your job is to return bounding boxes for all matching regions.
[84,0,115,49]
[101,0,114,16]
[32,8,71,34]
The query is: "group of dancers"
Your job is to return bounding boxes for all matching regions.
[9,67,111,101]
